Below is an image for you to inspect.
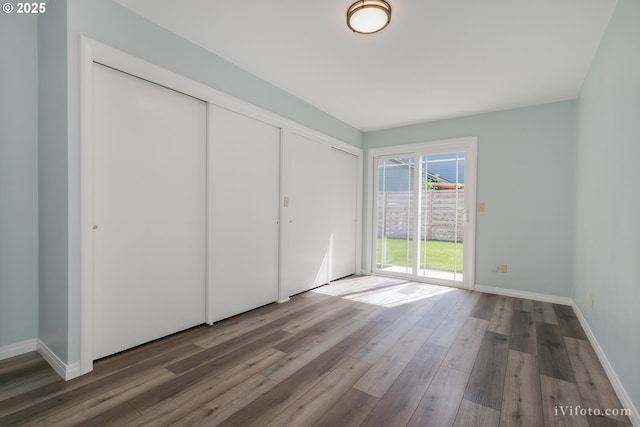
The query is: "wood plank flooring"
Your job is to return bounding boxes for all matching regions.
[0,276,632,426]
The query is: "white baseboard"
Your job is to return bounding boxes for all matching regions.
[277,298,290,304]
[571,303,640,426]
[0,338,81,381]
[474,284,572,306]
[0,339,37,361]
[36,340,81,381]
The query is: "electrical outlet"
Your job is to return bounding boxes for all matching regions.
[589,292,594,309]
[500,264,508,273]
[477,202,485,212]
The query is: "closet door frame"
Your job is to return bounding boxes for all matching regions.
[78,36,363,378]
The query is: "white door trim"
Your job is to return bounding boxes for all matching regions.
[79,36,362,376]
[366,136,478,290]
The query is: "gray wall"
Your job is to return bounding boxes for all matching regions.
[573,0,640,407]
[364,101,575,297]
[0,13,39,347]
[38,0,69,361]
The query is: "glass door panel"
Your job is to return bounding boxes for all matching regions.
[376,157,415,275]
[418,152,465,282]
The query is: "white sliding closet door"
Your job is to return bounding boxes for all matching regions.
[208,105,280,322]
[282,133,358,297]
[329,148,358,280]
[92,63,206,359]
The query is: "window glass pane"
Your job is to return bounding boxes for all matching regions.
[418,152,464,281]
[376,157,415,275]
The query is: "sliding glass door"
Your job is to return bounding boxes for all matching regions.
[418,152,465,282]
[372,138,476,288]
[376,157,415,275]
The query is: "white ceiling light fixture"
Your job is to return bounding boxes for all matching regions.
[347,0,391,34]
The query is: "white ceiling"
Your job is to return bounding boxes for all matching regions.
[114,0,617,132]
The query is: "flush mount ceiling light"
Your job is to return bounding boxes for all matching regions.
[347,0,391,34]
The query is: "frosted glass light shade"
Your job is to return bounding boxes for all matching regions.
[347,0,391,34]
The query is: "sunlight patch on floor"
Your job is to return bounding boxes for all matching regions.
[379,266,463,282]
[312,275,457,307]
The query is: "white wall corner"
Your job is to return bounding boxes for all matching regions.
[474,284,572,306]
[0,339,37,361]
[36,340,81,381]
[571,303,640,426]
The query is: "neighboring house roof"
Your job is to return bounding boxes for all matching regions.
[377,154,465,191]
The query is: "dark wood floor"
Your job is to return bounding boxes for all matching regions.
[0,276,631,426]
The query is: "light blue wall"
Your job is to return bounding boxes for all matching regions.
[573,0,640,408]
[0,13,39,347]
[365,101,575,297]
[38,0,69,361]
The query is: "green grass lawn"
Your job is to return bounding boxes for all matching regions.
[377,238,463,272]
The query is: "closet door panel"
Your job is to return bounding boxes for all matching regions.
[282,133,332,296]
[329,148,358,281]
[208,105,280,322]
[281,133,357,296]
[92,63,206,359]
